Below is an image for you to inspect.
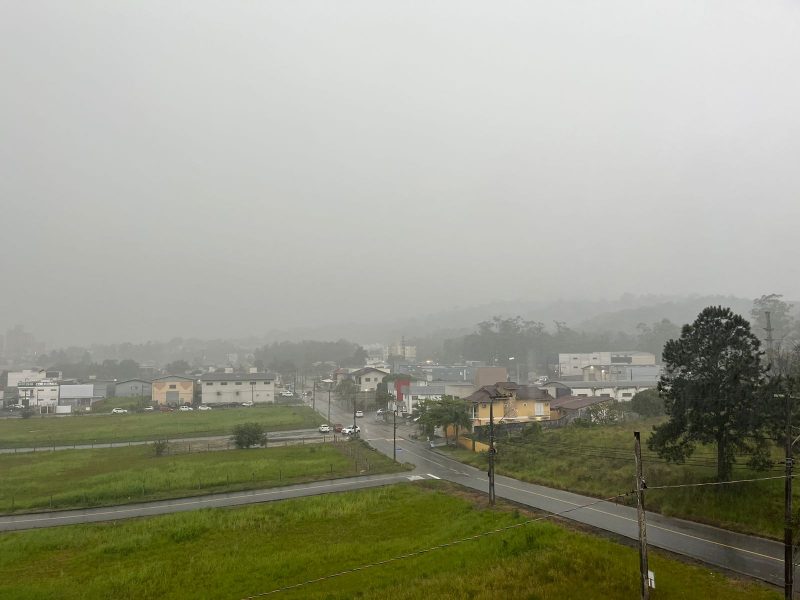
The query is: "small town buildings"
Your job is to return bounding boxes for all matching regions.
[549,395,612,424]
[466,382,550,429]
[115,379,153,399]
[7,369,62,388]
[18,379,60,411]
[349,367,389,392]
[59,384,103,409]
[200,372,276,405]
[151,375,196,406]
[398,384,445,413]
[540,380,653,402]
[473,367,508,388]
[558,351,656,379]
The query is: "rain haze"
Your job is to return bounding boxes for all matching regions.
[2,0,799,346]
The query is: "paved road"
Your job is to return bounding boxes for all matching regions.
[0,428,326,454]
[0,395,791,588]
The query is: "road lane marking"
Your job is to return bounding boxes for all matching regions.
[495,481,783,564]
[427,474,441,479]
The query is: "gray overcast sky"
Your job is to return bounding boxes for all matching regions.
[2,1,799,346]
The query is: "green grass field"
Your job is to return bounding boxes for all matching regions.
[0,483,778,599]
[448,419,791,539]
[0,441,404,512]
[0,405,323,448]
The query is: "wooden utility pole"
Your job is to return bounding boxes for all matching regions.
[393,407,397,462]
[488,397,496,506]
[634,431,650,600]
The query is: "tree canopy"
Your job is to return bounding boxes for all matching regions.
[648,306,769,481]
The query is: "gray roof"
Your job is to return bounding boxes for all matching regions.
[199,372,275,382]
[405,385,445,395]
[557,380,656,389]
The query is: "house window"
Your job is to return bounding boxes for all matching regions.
[235,391,240,396]
[250,381,256,385]
[364,377,371,382]
[169,384,177,390]
[221,382,228,386]
[622,392,632,398]
[235,382,243,385]
[206,382,213,386]
[535,403,545,416]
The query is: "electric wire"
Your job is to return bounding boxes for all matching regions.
[239,489,636,599]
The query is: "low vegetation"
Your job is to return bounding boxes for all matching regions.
[0,441,403,512]
[0,483,778,599]
[448,418,792,539]
[0,405,323,448]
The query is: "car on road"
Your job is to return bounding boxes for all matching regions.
[279,390,294,398]
[111,408,128,414]
[355,410,364,418]
[333,423,343,433]
[178,405,193,411]
[143,406,155,411]
[341,425,361,436]
[319,424,331,433]
[241,400,254,407]
[198,405,212,411]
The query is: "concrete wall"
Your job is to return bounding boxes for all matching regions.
[201,379,275,404]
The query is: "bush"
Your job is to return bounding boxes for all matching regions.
[21,409,35,419]
[153,439,170,457]
[630,389,664,418]
[232,422,266,449]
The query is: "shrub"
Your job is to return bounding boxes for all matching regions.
[153,439,170,457]
[630,389,664,418]
[21,409,35,419]
[232,422,266,449]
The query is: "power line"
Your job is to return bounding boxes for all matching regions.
[239,490,636,599]
[646,474,792,490]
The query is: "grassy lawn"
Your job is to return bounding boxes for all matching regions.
[446,419,791,539]
[0,483,778,599]
[0,405,323,447]
[0,441,405,512]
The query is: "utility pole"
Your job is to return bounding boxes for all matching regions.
[634,431,650,600]
[785,391,793,600]
[488,396,496,506]
[312,379,316,412]
[393,406,397,462]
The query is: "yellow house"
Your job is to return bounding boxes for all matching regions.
[466,382,550,429]
[152,375,196,406]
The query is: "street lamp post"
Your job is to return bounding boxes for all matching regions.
[509,356,520,384]
[322,378,334,425]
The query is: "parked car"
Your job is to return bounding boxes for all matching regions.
[179,406,193,412]
[319,424,331,433]
[143,406,155,411]
[355,410,364,418]
[341,425,361,436]
[333,423,343,433]
[111,408,128,414]
[198,405,212,411]
[241,400,254,407]
[279,390,294,398]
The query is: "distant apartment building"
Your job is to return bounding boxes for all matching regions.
[389,342,416,361]
[200,372,275,405]
[558,351,656,379]
[473,366,508,388]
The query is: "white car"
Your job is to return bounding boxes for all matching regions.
[279,390,294,398]
[355,410,364,418]
[179,406,193,412]
[319,424,331,433]
[241,400,254,407]
[143,406,155,411]
[111,408,128,414]
[198,405,212,411]
[341,425,361,436]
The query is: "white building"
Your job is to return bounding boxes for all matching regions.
[541,380,654,402]
[7,369,62,388]
[200,372,275,405]
[349,367,390,392]
[59,384,102,408]
[18,379,60,411]
[558,351,656,378]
